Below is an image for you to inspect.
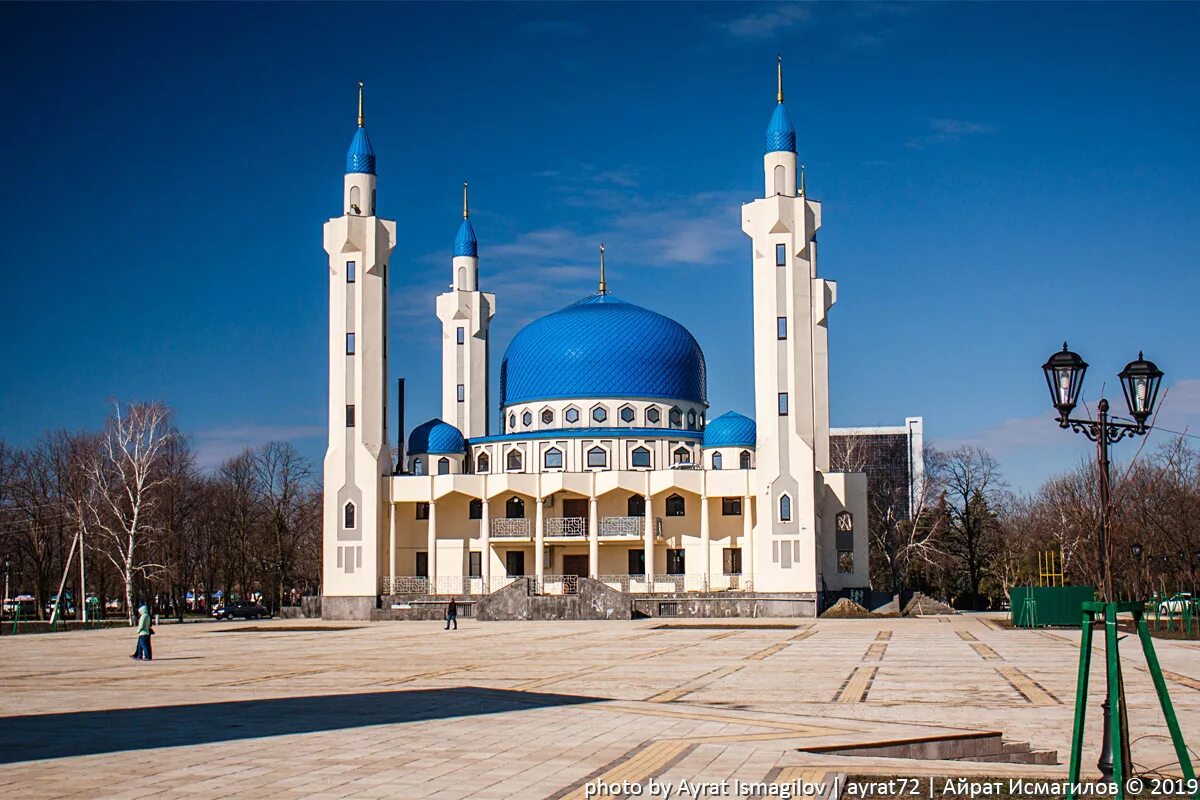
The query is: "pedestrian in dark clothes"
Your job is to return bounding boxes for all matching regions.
[130,604,153,660]
[444,598,457,630]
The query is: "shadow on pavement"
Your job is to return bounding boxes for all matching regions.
[0,686,600,763]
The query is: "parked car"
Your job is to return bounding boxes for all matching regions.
[1158,593,1193,615]
[212,601,271,620]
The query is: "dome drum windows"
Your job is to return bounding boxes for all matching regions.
[669,408,682,428]
[437,457,450,475]
[686,410,697,429]
[646,407,661,425]
[591,405,608,424]
[711,452,723,470]
[522,410,533,427]
[544,447,564,470]
[739,450,752,470]
[586,446,607,468]
[540,408,554,425]
[619,405,636,424]
[631,446,651,468]
[565,406,580,424]
[506,449,523,472]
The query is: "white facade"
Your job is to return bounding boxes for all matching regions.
[321,68,874,617]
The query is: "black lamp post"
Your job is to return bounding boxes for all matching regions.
[1043,343,1164,783]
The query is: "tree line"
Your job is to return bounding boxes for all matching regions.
[0,401,321,623]
[835,437,1200,609]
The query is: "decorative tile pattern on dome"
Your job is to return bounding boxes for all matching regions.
[703,411,757,448]
[346,127,376,175]
[454,218,478,257]
[408,418,466,454]
[765,103,796,154]
[500,294,707,406]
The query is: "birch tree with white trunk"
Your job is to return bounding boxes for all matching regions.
[82,401,175,624]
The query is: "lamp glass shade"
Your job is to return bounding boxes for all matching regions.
[1042,343,1087,419]
[1118,352,1163,425]
[1130,543,1143,558]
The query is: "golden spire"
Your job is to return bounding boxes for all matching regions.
[776,54,784,104]
[800,162,806,195]
[598,243,607,295]
[463,181,469,219]
[357,80,364,127]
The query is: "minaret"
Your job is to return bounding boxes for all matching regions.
[435,182,496,439]
[741,57,836,594]
[322,81,397,614]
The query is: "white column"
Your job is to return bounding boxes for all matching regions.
[743,495,753,585]
[480,497,491,592]
[588,495,599,579]
[534,496,545,582]
[388,502,397,590]
[644,494,655,593]
[700,494,711,592]
[427,501,437,593]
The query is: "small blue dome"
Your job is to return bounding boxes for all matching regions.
[346,127,376,175]
[501,294,707,406]
[454,218,478,257]
[408,418,465,455]
[765,103,796,154]
[703,411,756,448]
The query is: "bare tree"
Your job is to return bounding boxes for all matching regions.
[932,445,1008,609]
[252,441,314,611]
[82,401,176,623]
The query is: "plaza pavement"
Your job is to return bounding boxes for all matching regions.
[0,614,1196,799]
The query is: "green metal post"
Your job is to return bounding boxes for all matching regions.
[1134,611,1197,796]
[1104,604,1125,796]
[1068,608,1095,796]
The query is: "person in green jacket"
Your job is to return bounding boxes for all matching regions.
[130,604,153,660]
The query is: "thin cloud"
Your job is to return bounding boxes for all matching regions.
[194,424,324,470]
[906,118,996,149]
[723,4,813,40]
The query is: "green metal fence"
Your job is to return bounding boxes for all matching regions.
[1011,586,1096,627]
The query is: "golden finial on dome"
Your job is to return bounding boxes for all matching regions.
[776,54,784,104]
[357,80,364,128]
[800,162,806,195]
[463,181,469,219]
[599,244,607,295]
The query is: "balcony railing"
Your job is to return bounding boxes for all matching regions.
[491,518,532,538]
[599,516,662,537]
[380,572,754,597]
[545,516,587,537]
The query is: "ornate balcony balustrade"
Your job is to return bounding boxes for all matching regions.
[490,518,532,538]
[545,516,588,537]
[598,516,662,537]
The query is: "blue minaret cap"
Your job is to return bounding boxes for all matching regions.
[454,181,477,257]
[765,56,797,154]
[345,81,376,175]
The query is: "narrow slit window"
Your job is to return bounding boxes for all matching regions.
[456,327,465,345]
[775,244,786,266]
[457,384,465,402]
[346,404,355,427]
[346,260,356,283]
[778,393,788,416]
[777,317,787,340]
[346,332,355,354]
[779,494,792,522]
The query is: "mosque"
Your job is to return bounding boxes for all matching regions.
[321,62,874,619]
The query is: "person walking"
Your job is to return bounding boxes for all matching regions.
[130,604,153,660]
[444,598,457,630]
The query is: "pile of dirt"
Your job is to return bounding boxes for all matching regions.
[821,598,873,618]
[902,592,958,616]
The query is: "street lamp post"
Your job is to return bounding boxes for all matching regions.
[1043,344,1171,791]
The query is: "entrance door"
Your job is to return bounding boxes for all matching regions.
[505,550,525,578]
[562,498,588,519]
[562,554,589,578]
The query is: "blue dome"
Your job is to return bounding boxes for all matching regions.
[765,103,796,154]
[703,411,756,448]
[454,218,478,257]
[346,127,376,175]
[501,294,707,406]
[408,418,466,455]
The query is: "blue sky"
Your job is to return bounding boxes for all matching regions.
[1,2,1198,491]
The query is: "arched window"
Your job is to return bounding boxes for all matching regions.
[592,405,608,423]
[457,266,466,287]
[665,494,685,517]
[506,450,522,471]
[712,452,723,470]
[631,447,651,468]
[565,407,580,424]
[673,447,690,465]
[779,494,792,522]
[469,498,483,519]
[646,406,661,424]
[773,164,785,196]
[343,501,356,529]
[587,446,607,468]
[739,450,752,470]
[544,447,563,469]
[349,185,361,213]
[437,457,450,475]
[476,453,489,473]
[541,408,554,425]
[506,496,525,519]
[413,458,424,476]
[627,495,645,517]
[669,407,682,427]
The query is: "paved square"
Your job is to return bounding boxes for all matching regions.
[1,615,1197,799]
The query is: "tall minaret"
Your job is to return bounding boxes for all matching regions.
[435,182,496,439]
[322,82,397,613]
[741,57,836,594]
